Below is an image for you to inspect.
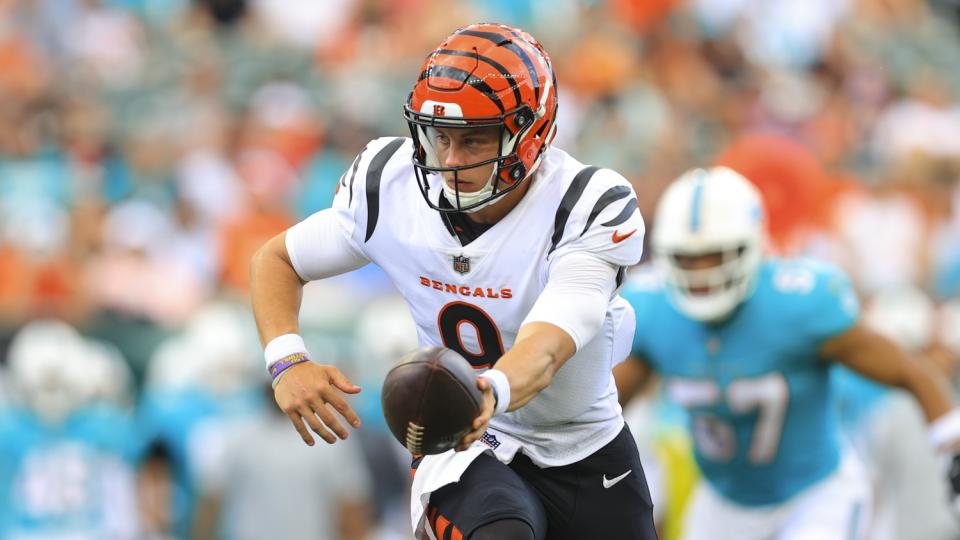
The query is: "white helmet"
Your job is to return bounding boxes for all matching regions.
[7,320,93,423]
[181,301,263,395]
[81,339,134,407]
[146,335,202,391]
[652,167,766,322]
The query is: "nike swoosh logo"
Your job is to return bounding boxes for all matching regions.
[611,229,637,244]
[602,470,632,489]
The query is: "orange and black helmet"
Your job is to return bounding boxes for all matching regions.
[404,22,559,212]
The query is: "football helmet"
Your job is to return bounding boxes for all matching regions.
[82,338,134,407]
[653,167,766,322]
[182,302,262,395]
[7,320,93,423]
[404,22,558,213]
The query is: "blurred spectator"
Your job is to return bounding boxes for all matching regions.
[192,385,373,540]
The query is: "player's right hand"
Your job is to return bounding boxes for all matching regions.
[274,362,362,446]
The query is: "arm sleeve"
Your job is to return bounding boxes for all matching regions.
[521,251,619,351]
[285,209,370,281]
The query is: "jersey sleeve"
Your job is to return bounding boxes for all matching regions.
[784,261,861,344]
[285,137,407,280]
[548,168,645,268]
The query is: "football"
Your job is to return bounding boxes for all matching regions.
[381,347,483,455]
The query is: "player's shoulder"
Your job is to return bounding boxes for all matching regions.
[543,148,644,265]
[762,257,852,296]
[545,147,634,197]
[337,136,413,192]
[71,405,145,459]
[758,257,858,317]
[620,265,672,321]
[621,265,668,300]
[361,136,413,163]
[0,407,43,449]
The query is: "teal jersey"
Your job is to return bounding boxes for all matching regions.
[623,259,860,506]
[0,405,144,537]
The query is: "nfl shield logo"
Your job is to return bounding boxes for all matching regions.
[452,254,470,275]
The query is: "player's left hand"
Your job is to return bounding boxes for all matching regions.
[455,377,495,452]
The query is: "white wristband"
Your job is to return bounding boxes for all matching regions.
[264,333,310,370]
[479,369,511,416]
[929,408,960,451]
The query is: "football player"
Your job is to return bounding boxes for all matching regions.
[250,22,657,540]
[0,321,142,539]
[615,167,960,540]
[833,287,959,540]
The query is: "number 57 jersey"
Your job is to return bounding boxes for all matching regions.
[622,259,861,506]
[286,137,646,466]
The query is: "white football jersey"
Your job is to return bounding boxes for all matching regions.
[287,136,645,466]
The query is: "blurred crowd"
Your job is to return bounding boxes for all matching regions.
[1,0,960,538]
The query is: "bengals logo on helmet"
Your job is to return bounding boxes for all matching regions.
[404,22,559,213]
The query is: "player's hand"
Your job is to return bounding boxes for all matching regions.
[274,361,362,446]
[455,377,495,452]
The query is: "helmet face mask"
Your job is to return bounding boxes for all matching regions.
[652,167,766,322]
[657,243,761,322]
[408,121,516,212]
[404,23,558,213]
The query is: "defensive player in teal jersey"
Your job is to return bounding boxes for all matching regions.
[0,321,144,539]
[615,167,960,540]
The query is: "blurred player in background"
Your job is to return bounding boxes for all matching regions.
[139,303,265,539]
[616,167,960,540]
[251,22,656,540]
[0,320,143,539]
[833,287,958,540]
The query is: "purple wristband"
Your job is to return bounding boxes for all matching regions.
[269,352,310,381]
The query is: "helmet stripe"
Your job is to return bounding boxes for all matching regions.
[419,64,504,113]
[491,23,553,100]
[689,169,707,232]
[435,48,523,110]
[454,29,541,102]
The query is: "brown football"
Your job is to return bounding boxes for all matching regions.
[381,347,482,455]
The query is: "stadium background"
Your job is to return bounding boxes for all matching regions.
[1,0,960,538]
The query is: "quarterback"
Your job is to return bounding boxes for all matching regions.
[250,23,658,540]
[616,167,960,539]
